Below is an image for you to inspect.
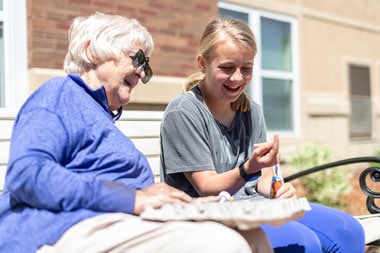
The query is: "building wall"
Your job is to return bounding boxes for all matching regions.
[300,0,380,157]
[24,0,380,160]
[26,0,218,107]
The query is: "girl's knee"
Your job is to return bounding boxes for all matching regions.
[261,222,322,253]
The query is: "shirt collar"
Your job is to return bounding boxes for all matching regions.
[68,74,123,122]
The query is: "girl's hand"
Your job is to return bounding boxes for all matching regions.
[274,182,297,199]
[245,134,279,174]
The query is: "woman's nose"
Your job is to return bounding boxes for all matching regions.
[135,65,145,79]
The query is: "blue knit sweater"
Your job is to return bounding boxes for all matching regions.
[0,74,154,252]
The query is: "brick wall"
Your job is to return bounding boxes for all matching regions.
[27,0,218,77]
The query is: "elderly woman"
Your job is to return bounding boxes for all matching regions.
[0,13,272,253]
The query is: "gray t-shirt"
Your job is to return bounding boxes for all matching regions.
[160,86,267,198]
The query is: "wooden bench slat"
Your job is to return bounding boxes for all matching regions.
[0,110,163,192]
[0,141,10,165]
[147,157,160,177]
[116,121,161,138]
[120,110,164,121]
[0,165,6,192]
[0,120,14,140]
[356,214,380,244]
[132,138,160,156]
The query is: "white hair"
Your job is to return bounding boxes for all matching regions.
[63,12,154,74]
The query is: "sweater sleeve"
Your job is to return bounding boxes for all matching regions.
[6,108,136,214]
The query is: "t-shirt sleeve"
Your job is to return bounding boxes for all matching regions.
[161,108,214,174]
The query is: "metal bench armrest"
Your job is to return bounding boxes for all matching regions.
[284,156,380,214]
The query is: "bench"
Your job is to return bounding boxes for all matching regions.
[284,157,380,247]
[0,108,163,191]
[1,108,379,248]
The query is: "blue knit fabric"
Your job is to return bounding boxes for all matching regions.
[0,74,154,252]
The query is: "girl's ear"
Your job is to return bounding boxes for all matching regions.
[197,55,206,73]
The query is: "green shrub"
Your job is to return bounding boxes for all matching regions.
[288,143,352,208]
[371,149,380,167]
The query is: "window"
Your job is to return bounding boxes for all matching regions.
[1,0,27,108]
[0,0,4,107]
[349,65,371,139]
[218,2,299,135]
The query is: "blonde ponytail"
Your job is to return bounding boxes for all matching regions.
[183,72,205,92]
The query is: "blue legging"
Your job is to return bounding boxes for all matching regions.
[261,203,365,253]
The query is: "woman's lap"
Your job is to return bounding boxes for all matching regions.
[38,213,265,253]
[261,221,322,253]
[261,203,365,253]
[298,203,365,253]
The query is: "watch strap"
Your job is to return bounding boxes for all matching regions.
[239,160,262,181]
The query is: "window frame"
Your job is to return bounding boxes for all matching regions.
[0,2,4,106]
[218,2,300,136]
[348,64,372,139]
[2,0,27,108]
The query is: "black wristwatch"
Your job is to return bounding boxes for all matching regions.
[238,160,262,181]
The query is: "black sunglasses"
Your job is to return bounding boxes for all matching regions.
[130,49,153,84]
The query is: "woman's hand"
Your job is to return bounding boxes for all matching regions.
[134,183,229,215]
[134,182,193,215]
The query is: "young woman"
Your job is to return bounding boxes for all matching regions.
[160,17,365,253]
